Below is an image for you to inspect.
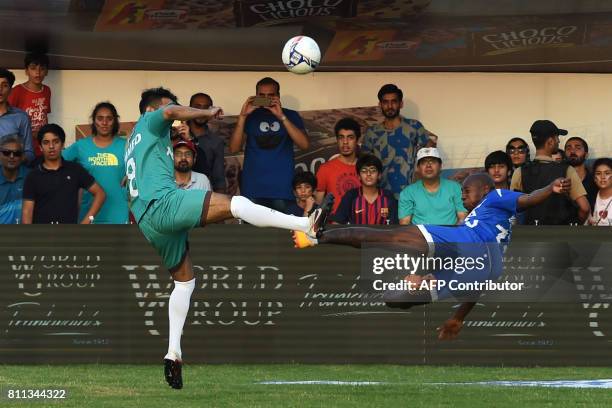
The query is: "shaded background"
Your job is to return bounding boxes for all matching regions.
[4,1,612,72]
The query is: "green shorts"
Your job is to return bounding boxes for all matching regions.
[138,189,211,271]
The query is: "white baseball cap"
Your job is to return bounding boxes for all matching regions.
[416,147,442,163]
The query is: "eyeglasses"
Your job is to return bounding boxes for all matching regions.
[1,149,23,158]
[507,147,528,154]
[359,167,379,175]
[418,158,440,165]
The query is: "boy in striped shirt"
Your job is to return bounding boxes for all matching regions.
[331,154,398,225]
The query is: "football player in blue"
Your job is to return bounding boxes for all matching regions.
[294,173,572,340]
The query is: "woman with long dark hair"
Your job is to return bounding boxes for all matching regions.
[588,158,612,226]
[62,101,128,223]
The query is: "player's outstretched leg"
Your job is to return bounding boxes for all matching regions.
[293,224,432,309]
[163,255,196,390]
[205,192,334,238]
[294,224,429,253]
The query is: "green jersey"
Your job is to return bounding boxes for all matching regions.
[124,108,176,222]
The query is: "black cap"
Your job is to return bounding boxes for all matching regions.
[529,120,568,144]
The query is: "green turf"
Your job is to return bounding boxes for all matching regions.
[1,365,611,407]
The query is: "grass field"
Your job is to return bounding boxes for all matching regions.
[1,365,612,407]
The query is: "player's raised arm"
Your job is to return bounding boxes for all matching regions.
[516,177,571,211]
[229,96,256,153]
[163,104,223,122]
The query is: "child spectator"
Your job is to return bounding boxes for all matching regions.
[22,124,105,224]
[484,150,513,189]
[315,117,361,213]
[332,154,398,225]
[286,171,318,216]
[8,53,51,158]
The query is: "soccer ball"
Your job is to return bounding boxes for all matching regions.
[282,36,320,75]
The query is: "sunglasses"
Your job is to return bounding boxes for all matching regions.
[507,147,528,154]
[1,149,23,158]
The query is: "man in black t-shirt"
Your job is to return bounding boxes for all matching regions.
[22,124,105,224]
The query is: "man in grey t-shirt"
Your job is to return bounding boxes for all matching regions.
[173,139,211,191]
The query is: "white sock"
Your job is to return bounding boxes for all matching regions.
[164,278,195,361]
[230,196,310,232]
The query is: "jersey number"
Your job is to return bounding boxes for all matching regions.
[464,198,486,228]
[495,224,509,243]
[126,157,138,198]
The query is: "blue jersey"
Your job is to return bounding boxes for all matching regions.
[421,189,523,245]
[415,189,523,301]
[462,189,523,243]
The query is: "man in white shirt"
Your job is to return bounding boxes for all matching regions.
[173,139,211,191]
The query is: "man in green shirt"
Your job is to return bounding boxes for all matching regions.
[126,88,331,390]
[398,147,467,225]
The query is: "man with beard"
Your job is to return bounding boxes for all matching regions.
[399,147,466,225]
[510,120,590,225]
[173,139,211,191]
[175,92,225,193]
[565,136,597,207]
[315,117,361,214]
[363,84,435,200]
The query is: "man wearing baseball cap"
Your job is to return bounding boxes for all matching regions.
[173,139,211,191]
[510,120,590,224]
[399,147,467,225]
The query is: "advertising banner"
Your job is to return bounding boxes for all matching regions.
[1,225,611,365]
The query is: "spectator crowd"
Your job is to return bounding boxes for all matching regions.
[0,55,610,227]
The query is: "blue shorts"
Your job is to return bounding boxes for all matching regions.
[418,225,504,301]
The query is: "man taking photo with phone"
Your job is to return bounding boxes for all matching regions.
[229,77,309,213]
